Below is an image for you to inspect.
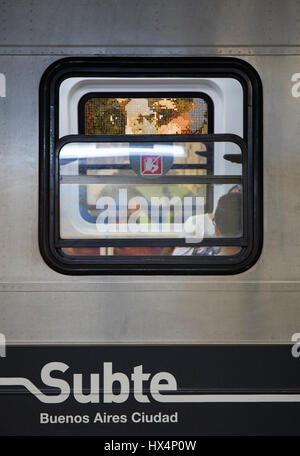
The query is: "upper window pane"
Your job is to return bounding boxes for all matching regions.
[79,96,211,135]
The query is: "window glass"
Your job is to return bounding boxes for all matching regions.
[80,96,210,135]
[59,140,243,256]
[62,246,242,257]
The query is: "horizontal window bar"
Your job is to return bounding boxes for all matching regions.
[76,163,209,170]
[60,175,242,185]
[57,237,247,248]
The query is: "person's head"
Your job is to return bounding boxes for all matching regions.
[214,192,242,237]
[228,184,242,194]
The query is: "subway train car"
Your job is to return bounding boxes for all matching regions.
[1,0,300,437]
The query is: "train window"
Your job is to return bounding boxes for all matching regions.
[39,57,262,274]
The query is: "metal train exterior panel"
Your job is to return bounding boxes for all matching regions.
[0,0,300,436]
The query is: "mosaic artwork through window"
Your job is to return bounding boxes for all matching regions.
[82,97,210,135]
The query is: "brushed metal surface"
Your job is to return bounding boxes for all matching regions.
[0,1,299,344]
[0,0,298,47]
[1,290,300,345]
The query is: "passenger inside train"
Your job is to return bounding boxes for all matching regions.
[172,188,242,256]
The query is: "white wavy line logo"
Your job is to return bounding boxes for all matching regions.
[1,377,300,403]
[0,378,68,403]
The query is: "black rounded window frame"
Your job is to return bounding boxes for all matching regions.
[39,57,263,275]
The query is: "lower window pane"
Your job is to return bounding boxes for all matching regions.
[62,246,242,257]
[60,183,242,241]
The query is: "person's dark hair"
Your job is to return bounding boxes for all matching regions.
[228,184,242,194]
[214,192,242,237]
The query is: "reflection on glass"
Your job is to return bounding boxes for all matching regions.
[62,246,242,257]
[59,140,243,256]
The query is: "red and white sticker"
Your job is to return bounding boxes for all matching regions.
[140,155,162,175]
